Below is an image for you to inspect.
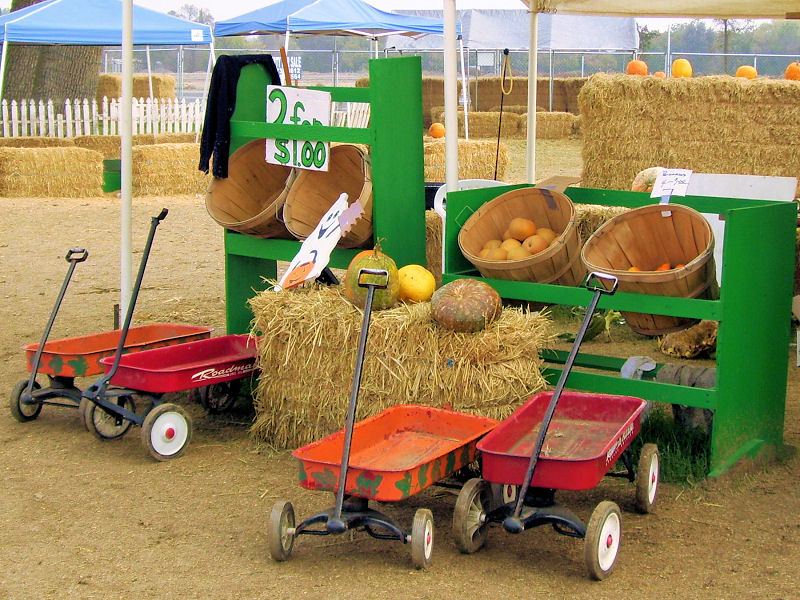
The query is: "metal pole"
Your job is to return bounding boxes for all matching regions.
[526,11,538,184]
[120,0,134,317]
[443,0,458,193]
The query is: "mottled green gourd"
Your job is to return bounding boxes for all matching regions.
[343,246,400,310]
[430,279,502,332]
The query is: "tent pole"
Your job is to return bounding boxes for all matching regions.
[121,0,133,318]
[459,34,468,140]
[146,45,153,99]
[0,38,8,101]
[526,10,538,184]
[443,0,458,194]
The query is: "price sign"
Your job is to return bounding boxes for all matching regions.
[651,169,693,199]
[265,86,331,172]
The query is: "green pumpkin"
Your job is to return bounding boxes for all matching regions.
[430,279,502,332]
[343,248,400,310]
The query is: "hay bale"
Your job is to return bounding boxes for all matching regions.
[562,77,588,114]
[132,143,209,196]
[0,147,102,197]
[579,73,800,194]
[433,110,520,139]
[0,137,75,148]
[248,284,553,448]
[73,134,156,159]
[471,77,569,112]
[425,209,442,286]
[574,204,630,243]
[96,73,176,102]
[487,104,529,114]
[520,111,577,139]
[424,138,509,181]
[154,132,198,144]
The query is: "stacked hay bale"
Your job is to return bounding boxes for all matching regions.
[356,76,461,128]
[96,73,176,102]
[73,134,156,159]
[425,209,443,286]
[0,137,75,148]
[132,143,209,195]
[154,132,198,144]
[249,284,552,448]
[432,110,521,138]
[423,138,509,181]
[579,73,800,194]
[470,77,570,112]
[0,147,102,197]
[562,77,588,114]
[520,111,578,139]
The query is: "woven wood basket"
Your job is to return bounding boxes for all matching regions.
[457,187,586,286]
[205,139,296,239]
[581,203,718,336]
[282,144,373,249]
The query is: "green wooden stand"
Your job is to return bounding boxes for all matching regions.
[222,56,426,334]
[443,185,795,476]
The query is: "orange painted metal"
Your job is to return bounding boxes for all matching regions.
[23,324,213,378]
[293,404,498,502]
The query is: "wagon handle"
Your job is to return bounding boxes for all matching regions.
[357,268,389,290]
[503,271,618,534]
[65,248,89,263]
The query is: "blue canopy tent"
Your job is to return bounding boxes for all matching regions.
[0,0,213,316]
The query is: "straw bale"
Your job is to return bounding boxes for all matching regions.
[154,132,198,144]
[520,111,577,139]
[470,77,569,112]
[73,134,157,159]
[424,138,509,181]
[425,209,443,286]
[0,137,74,148]
[487,104,529,114]
[579,73,800,194]
[433,110,520,139]
[248,284,553,448]
[96,73,176,102]
[132,143,209,196]
[562,77,588,114]
[355,77,369,88]
[0,147,102,197]
[574,204,630,243]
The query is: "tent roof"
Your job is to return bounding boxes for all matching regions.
[0,0,213,45]
[387,10,637,51]
[214,0,459,39]
[523,0,799,19]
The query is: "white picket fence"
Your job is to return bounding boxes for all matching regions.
[0,97,206,138]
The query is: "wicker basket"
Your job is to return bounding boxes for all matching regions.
[457,187,586,286]
[282,144,373,249]
[205,139,295,239]
[581,203,718,336]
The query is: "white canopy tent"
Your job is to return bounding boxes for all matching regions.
[440,0,800,193]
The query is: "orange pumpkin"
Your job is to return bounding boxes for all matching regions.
[785,61,800,81]
[671,58,693,78]
[626,59,649,76]
[428,122,445,138]
[735,65,758,79]
[653,71,666,78]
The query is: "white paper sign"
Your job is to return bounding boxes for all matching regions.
[265,86,331,172]
[277,193,364,290]
[651,169,693,199]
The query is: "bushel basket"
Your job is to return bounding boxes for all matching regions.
[205,138,296,239]
[457,187,585,286]
[581,203,718,336]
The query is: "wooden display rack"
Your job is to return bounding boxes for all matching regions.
[443,184,796,476]
[222,56,427,334]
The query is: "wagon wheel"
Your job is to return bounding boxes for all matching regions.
[268,500,296,562]
[453,478,492,554]
[196,380,241,414]
[10,379,43,422]
[78,397,92,431]
[140,403,192,461]
[85,395,136,440]
[410,508,434,570]
[584,501,622,581]
[635,443,660,514]
[490,483,518,508]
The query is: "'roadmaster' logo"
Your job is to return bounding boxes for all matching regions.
[606,422,635,464]
[190,362,255,382]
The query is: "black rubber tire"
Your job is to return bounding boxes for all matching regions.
[584,500,622,581]
[268,500,295,562]
[635,443,660,514]
[10,379,42,422]
[140,403,192,461]
[411,508,434,570]
[85,395,136,440]
[78,397,92,431]
[453,478,492,554]
[197,380,241,414]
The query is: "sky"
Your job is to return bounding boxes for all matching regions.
[0,0,696,31]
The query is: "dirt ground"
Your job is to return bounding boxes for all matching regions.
[1,190,798,600]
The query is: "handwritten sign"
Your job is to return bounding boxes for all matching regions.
[277,193,364,290]
[651,169,693,199]
[265,86,331,172]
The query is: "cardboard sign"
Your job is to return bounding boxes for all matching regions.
[265,86,331,172]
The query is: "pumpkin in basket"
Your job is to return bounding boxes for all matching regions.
[631,167,664,193]
[430,279,502,333]
[343,247,400,310]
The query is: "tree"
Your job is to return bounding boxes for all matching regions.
[3,0,102,103]
[168,4,214,26]
[713,19,753,73]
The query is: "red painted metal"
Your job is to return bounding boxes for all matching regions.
[479,391,647,491]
